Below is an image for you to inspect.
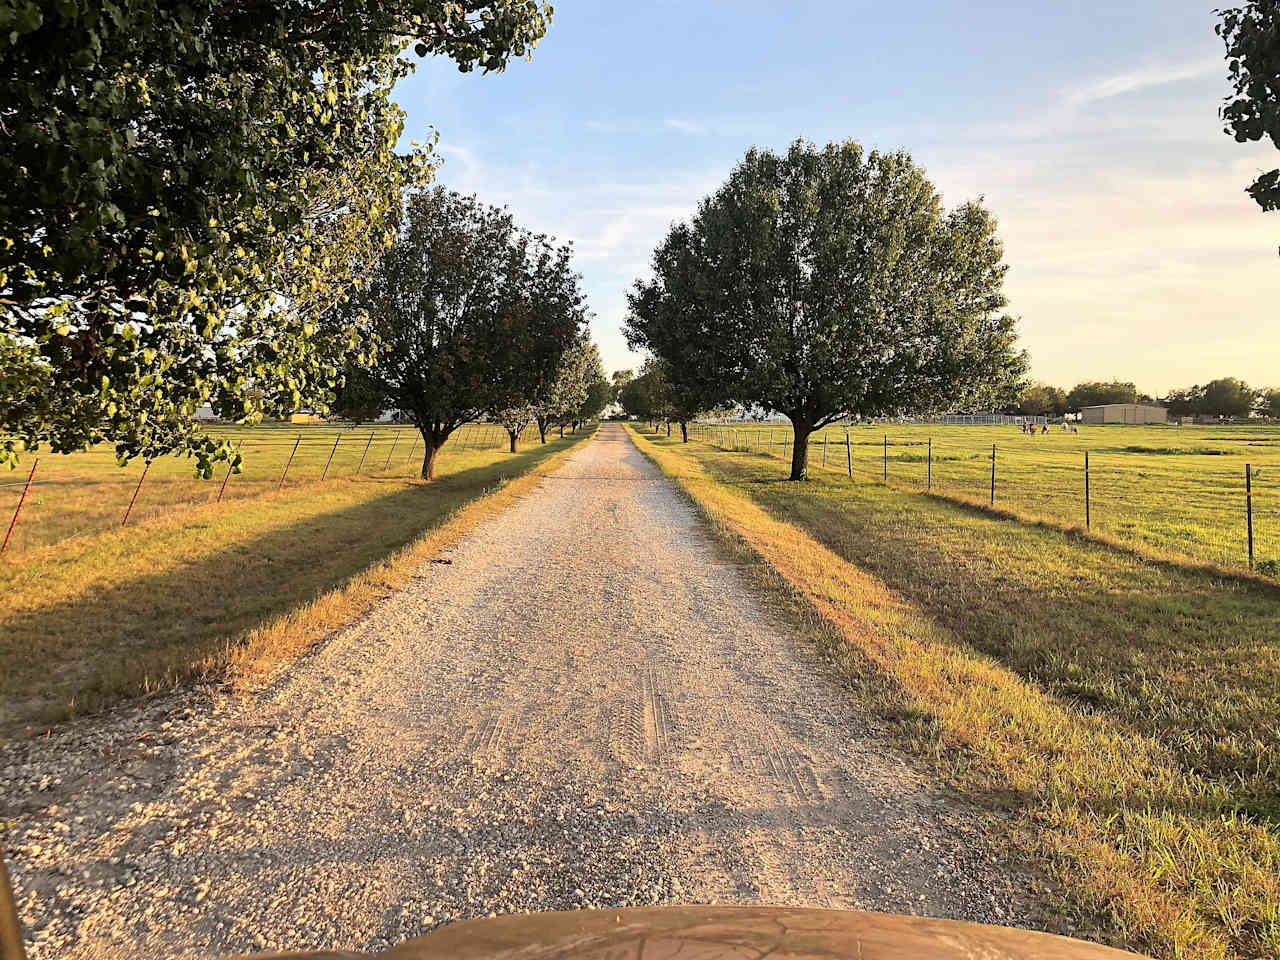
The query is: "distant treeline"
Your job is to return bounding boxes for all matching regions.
[1017,379,1279,419]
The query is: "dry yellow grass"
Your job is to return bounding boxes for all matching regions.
[628,425,1280,960]
[0,429,593,739]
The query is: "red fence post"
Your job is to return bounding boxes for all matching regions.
[122,461,151,526]
[278,435,301,490]
[1,457,39,555]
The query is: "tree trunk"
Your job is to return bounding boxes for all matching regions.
[680,422,688,443]
[537,417,548,444]
[666,421,671,437]
[559,424,565,437]
[789,423,812,481]
[420,440,440,481]
[507,428,518,453]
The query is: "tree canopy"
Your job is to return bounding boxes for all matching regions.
[334,188,584,479]
[532,332,592,443]
[625,138,1026,479]
[1218,1,1280,215]
[1017,382,1068,417]
[487,238,588,452]
[1065,381,1140,411]
[0,0,551,473]
[574,341,611,426]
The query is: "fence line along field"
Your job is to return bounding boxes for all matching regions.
[0,421,547,558]
[693,422,1278,574]
[0,427,591,734]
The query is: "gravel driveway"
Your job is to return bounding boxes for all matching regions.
[4,424,1036,958]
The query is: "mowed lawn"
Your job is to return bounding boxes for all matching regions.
[0,420,542,556]
[690,421,1279,574]
[0,427,588,738]
[631,426,1280,960]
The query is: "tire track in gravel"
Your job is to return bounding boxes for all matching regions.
[4,424,1038,959]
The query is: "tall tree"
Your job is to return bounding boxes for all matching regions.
[534,333,591,443]
[1218,2,1280,216]
[488,238,587,452]
[618,366,663,424]
[610,369,634,406]
[1258,388,1280,419]
[1066,381,1140,411]
[332,364,389,425]
[626,139,1026,479]
[1162,386,1204,419]
[0,1,551,474]
[1017,382,1068,417]
[571,340,610,429]
[337,188,579,480]
[625,243,728,441]
[1200,377,1257,418]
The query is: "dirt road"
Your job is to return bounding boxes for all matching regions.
[5,424,1034,958]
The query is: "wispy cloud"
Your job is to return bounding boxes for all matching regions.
[1063,57,1220,107]
[664,117,707,136]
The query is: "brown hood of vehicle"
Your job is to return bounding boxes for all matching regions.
[223,905,1146,960]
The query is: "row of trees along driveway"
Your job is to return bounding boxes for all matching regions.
[335,188,605,479]
[1,1,552,478]
[624,139,1026,481]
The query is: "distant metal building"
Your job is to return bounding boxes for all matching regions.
[1080,403,1168,425]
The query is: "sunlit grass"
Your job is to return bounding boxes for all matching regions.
[631,424,1280,960]
[690,421,1278,573]
[0,420,544,556]
[0,429,590,738]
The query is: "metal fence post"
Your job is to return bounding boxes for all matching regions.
[383,430,401,470]
[1,457,38,555]
[822,434,827,468]
[278,435,301,489]
[1084,451,1091,529]
[217,440,243,502]
[321,433,341,481]
[846,432,852,479]
[1246,463,1254,570]
[990,444,996,506]
[927,438,932,491]
[356,430,375,474]
[405,432,419,465]
[883,434,888,484]
[122,461,151,526]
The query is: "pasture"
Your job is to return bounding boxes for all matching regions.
[0,426,588,736]
[0,421,545,557]
[694,421,1278,574]
[631,424,1280,960]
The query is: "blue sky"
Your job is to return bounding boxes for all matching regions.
[393,1,1279,395]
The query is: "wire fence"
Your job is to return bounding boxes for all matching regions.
[0,420,554,558]
[687,422,1278,576]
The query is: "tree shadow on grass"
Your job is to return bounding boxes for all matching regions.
[704,456,1280,824]
[0,438,577,737]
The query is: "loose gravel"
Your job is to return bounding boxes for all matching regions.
[4,424,1039,958]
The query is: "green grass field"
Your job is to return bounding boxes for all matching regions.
[0,426,589,737]
[631,424,1280,960]
[0,420,546,557]
[690,421,1278,574]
